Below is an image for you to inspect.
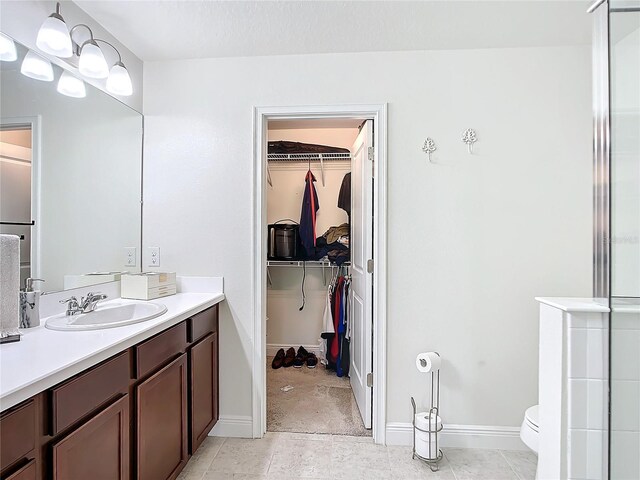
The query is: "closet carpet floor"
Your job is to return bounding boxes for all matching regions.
[266,357,371,437]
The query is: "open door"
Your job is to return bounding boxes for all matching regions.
[349,120,373,429]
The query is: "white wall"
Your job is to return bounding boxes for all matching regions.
[0,0,143,112]
[266,127,355,349]
[143,45,592,433]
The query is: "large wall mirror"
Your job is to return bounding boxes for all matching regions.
[0,34,142,293]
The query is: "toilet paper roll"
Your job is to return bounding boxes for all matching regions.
[415,412,442,431]
[416,352,441,373]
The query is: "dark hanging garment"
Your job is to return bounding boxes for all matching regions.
[340,336,350,377]
[299,170,319,257]
[337,172,351,214]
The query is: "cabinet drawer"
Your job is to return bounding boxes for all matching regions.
[50,351,130,435]
[136,322,187,379]
[188,305,218,343]
[0,400,35,473]
[4,459,36,480]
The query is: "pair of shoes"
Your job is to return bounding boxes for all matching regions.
[271,347,297,369]
[293,346,318,369]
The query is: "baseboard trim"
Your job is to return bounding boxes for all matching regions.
[385,422,528,450]
[266,343,321,357]
[209,415,253,438]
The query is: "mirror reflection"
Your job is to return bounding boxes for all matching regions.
[0,34,143,293]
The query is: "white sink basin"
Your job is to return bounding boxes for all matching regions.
[45,300,167,331]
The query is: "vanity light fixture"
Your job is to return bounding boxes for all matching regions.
[36,2,72,58]
[0,32,17,62]
[32,1,135,97]
[20,50,54,82]
[57,70,86,98]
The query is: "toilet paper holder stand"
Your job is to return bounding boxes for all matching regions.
[410,353,443,471]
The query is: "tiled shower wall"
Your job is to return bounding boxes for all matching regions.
[610,306,640,480]
[566,312,609,480]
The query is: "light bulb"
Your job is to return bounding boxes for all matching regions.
[0,32,17,62]
[36,13,72,58]
[20,50,54,82]
[78,40,108,79]
[106,62,133,96]
[57,70,86,98]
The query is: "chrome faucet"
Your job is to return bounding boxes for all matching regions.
[60,292,108,316]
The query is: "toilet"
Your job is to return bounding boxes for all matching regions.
[520,405,539,453]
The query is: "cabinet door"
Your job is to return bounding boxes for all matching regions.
[137,354,188,480]
[0,399,36,475]
[52,395,129,480]
[189,332,218,453]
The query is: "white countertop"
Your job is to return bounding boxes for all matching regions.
[0,290,224,411]
[535,297,610,313]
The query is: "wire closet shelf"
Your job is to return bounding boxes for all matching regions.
[266,151,351,187]
[267,152,352,162]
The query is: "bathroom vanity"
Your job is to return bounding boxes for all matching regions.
[0,290,223,480]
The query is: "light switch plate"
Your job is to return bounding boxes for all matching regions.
[125,247,137,267]
[148,247,160,267]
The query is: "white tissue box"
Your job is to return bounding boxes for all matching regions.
[121,272,177,300]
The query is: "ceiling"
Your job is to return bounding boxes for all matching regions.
[74,1,593,62]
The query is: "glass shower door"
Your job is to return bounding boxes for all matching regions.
[609,3,640,478]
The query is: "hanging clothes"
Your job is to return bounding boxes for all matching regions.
[299,170,319,257]
[338,172,351,215]
[320,269,352,377]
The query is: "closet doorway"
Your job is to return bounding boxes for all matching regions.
[252,105,388,443]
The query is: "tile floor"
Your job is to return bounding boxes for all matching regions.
[177,432,537,480]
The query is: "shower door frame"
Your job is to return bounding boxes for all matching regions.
[592,0,611,301]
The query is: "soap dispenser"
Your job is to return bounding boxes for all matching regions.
[20,278,44,328]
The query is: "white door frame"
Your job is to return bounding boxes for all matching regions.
[252,104,388,444]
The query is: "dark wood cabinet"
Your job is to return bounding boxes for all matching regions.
[51,395,129,480]
[136,354,188,480]
[189,331,219,453]
[0,304,220,480]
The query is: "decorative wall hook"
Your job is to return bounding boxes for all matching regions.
[462,129,477,154]
[422,138,437,162]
